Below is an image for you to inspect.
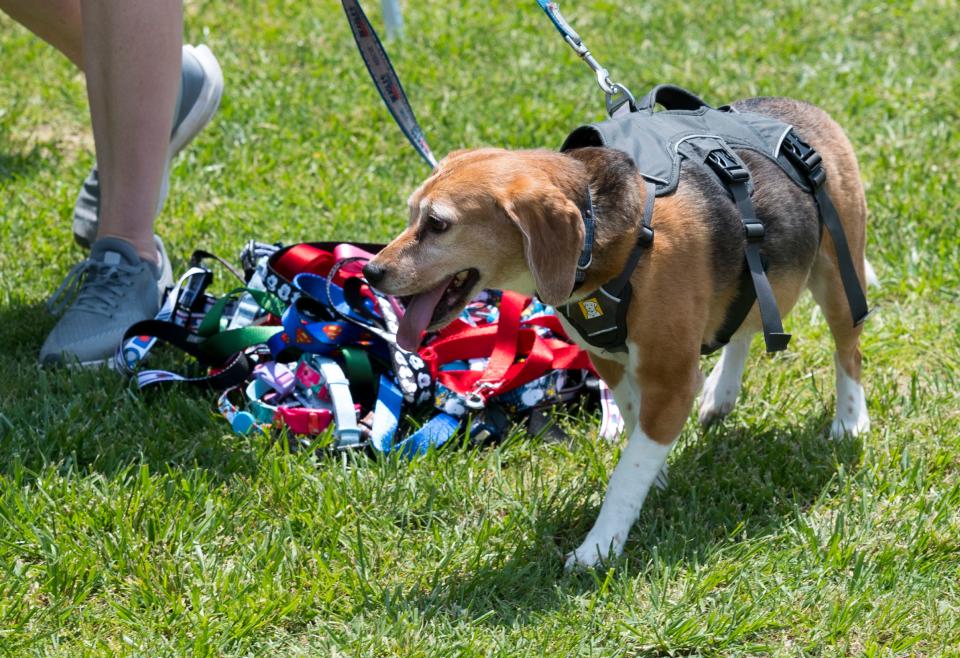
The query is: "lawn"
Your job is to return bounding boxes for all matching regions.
[1,0,959,655]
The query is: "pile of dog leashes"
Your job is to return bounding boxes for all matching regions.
[118,241,622,456]
[118,0,629,456]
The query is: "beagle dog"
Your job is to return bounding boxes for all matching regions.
[363,97,870,570]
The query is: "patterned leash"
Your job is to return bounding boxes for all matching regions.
[341,0,438,168]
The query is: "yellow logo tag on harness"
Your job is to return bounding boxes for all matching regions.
[578,298,604,320]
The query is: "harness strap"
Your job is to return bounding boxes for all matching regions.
[395,413,462,458]
[604,180,656,296]
[340,346,376,408]
[422,325,556,408]
[477,291,524,386]
[311,356,363,449]
[707,149,791,353]
[254,361,296,396]
[702,266,755,355]
[116,266,210,372]
[814,187,869,324]
[634,84,710,114]
[557,180,655,353]
[781,132,869,326]
[134,346,255,390]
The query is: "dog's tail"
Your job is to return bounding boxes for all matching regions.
[864,259,879,287]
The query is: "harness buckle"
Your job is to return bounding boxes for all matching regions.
[707,149,750,183]
[782,132,826,187]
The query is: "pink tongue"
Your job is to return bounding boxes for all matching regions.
[396,276,453,352]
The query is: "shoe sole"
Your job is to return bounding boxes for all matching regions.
[74,44,224,247]
[157,44,225,215]
[154,234,175,295]
[169,44,224,156]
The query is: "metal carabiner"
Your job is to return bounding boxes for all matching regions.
[537,1,635,116]
[605,82,638,116]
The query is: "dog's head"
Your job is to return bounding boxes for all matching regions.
[364,148,586,351]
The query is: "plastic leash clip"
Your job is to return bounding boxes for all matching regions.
[312,356,363,449]
[275,406,334,437]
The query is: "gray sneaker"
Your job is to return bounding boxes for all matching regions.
[40,236,174,367]
[73,44,224,248]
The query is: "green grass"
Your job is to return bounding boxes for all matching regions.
[1,0,959,655]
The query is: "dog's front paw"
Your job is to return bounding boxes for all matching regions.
[563,534,624,572]
[564,547,604,572]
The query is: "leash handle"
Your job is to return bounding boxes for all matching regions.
[341,0,438,168]
[535,0,635,116]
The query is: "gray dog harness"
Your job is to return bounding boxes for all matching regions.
[556,84,869,355]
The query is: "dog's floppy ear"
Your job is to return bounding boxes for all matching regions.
[501,180,584,307]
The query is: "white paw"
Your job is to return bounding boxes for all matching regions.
[698,395,735,426]
[563,534,624,572]
[698,374,739,426]
[698,341,749,427]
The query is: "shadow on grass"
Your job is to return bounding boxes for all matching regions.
[0,299,259,481]
[419,414,862,626]
[0,146,53,182]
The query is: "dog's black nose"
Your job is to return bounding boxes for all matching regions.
[363,262,387,285]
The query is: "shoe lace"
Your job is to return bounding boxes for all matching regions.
[47,257,141,317]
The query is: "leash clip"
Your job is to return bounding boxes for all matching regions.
[537,1,635,116]
[464,381,499,410]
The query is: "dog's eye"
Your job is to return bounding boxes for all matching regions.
[427,216,449,233]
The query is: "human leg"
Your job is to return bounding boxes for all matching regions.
[80,0,183,263]
[0,0,83,67]
[40,0,184,365]
[72,44,224,248]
